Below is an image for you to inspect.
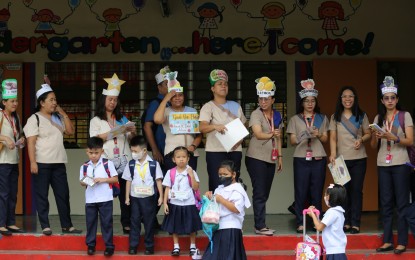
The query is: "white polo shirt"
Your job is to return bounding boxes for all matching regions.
[321,206,347,254]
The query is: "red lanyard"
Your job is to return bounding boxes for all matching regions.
[2,111,17,140]
[262,110,275,148]
[303,113,315,147]
[386,110,398,152]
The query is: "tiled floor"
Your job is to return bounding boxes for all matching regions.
[13,212,385,235]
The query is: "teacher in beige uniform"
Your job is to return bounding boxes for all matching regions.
[245,77,283,236]
[329,86,371,234]
[24,77,81,236]
[199,69,247,191]
[286,79,329,233]
[370,77,413,255]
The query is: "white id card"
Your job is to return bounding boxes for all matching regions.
[133,185,154,196]
[81,176,95,187]
[171,190,190,200]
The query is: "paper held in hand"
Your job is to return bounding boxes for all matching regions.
[81,176,95,187]
[215,118,249,152]
[328,155,351,185]
[369,123,385,134]
[106,121,135,140]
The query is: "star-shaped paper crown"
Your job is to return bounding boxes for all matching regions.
[298,79,318,99]
[380,76,398,95]
[166,71,183,93]
[2,79,17,99]
[209,69,228,86]
[36,74,53,99]
[255,77,276,97]
[155,66,171,84]
[103,73,125,96]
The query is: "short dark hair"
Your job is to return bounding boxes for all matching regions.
[219,160,237,173]
[36,91,54,112]
[87,136,104,149]
[326,184,347,208]
[172,146,190,157]
[129,135,147,148]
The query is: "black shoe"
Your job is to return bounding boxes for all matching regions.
[0,229,12,236]
[145,247,154,255]
[122,227,130,234]
[171,247,180,256]
[128,247,137,255]
[62,227,82,234]
[104,248,114,256]
[343,226,351,233]
[7,227,25,233]
[42,228,52,236]
[87,246,95,255]
[394,247,406,255]
[350,227,360,234]
[376,245,393,252]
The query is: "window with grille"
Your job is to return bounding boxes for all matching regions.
[45,61,287,148]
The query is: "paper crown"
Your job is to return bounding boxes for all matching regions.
[380,76,397,95]
[298,79,318,99]
[2,79,17,99]
[166,71,183,93]
[102,73,125,96]
[255,77,275,97]
[209,69,228,86]
[36,75,54,99]
[155,66,171,84]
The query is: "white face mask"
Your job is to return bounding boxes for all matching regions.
[324,196,330,207]
[132,151,144,161]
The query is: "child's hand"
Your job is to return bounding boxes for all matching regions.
[164,203,169,215]
[94,178,105,184]
[187,166,194,177]
[157,197,163,206]
[307,206,316,217]
[125,198,130,206]
[205,191,213,199]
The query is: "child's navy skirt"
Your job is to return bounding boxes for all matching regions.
[326,253,347,260]
[161,203,202,234]
[202,228,247,260]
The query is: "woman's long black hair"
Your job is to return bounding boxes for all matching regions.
[376,93,402,125]
[334,86,364,122]
[95,94,123,121]
[1,99,22,136]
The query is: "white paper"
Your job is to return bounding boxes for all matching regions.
[328,155,351,185]
[81,176,95,187]
[15,139,25,149]
[297,128,313,143]
[106,121,135,140]
[215,118,249,152]
[369,123,385,134]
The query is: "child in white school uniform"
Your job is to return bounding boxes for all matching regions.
[162,146,202,257]
[80,137,118,256]
[122,136,163,255]
[307,184,348,260]
[202,160,251,260]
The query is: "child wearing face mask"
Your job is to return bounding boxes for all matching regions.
[307,184,348,260]
[122,135,163,255]
[203,160,251,260]
[161,146,202,257]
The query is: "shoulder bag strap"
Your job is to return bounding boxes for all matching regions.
[212,101,237,120]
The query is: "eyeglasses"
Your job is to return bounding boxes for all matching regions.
[258,97,272,102]
[383,96,396,101]
[303,99,316,104]
[341,95,355,99]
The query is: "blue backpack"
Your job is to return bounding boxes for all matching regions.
[128,159,158,195]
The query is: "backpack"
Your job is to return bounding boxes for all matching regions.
[141,97,163,151]
[128,159,158,195]
[170,167,202,211]
[397,111,415,167]
[83,158,120,197]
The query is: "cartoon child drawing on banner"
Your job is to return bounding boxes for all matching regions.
[185,2,225,38]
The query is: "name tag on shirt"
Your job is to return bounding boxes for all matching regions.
[133,185,154,196]
[171,190,190,201]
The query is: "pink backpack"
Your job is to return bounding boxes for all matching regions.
[170,167,202,211]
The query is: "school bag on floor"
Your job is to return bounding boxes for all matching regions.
[295,209,322,260]
[82,158,120,197]
[169,167,202,210]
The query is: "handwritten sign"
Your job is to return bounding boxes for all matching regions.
[169,112,200,134]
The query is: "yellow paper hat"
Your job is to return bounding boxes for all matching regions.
[103,73,125,96]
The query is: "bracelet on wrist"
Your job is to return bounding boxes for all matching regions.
[395,136,401,144]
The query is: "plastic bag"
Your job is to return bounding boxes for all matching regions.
[199,195,220,253]
[201,196,220,224]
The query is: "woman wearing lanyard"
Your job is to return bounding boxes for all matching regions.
[89,74,136,234]
[245,77,282,236]
[329,86,371,234]
[0,79,25,236]
[24,76,81,235]
[199,69,247,191]
[370,77,413,255]
[286,79,329,233]
[153,71,202,171]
